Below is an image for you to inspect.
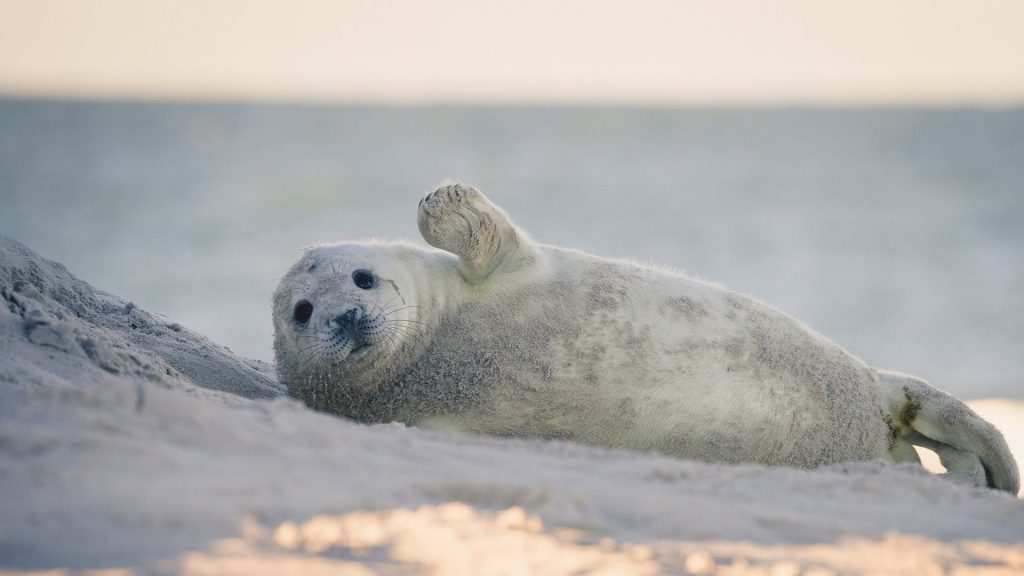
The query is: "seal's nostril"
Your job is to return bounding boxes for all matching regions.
[334,308,360,327]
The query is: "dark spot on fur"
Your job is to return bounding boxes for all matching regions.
[660,296,708,321]
[883,413,901,449]
[900,386,921,427]
[383,278,406,305]
[724,295,745,310]
[617,398,637,425]
[722,336,745,360]
[586,278,624,309]
[583,263,634,310]
[623,324,652,350]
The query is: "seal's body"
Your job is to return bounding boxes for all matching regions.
[273,183,1018,492]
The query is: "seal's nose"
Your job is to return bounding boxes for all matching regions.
[333,308,360,328]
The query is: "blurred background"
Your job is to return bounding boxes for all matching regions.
[1,1,1021,398]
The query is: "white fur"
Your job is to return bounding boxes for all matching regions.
[273,183,1019,493]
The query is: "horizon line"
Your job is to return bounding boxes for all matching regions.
[3,90,1024,111]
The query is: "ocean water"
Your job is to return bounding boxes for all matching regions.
[1,100,1021,398]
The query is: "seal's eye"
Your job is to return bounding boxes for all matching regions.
[352,269,376,290]
[293,300,313,324]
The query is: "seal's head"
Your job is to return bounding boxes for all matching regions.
[273,241,437,405]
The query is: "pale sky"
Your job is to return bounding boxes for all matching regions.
[1,0,1023,105]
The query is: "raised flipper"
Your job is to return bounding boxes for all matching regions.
[417,182,538,282]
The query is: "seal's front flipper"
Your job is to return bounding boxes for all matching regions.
[417,182,536,282]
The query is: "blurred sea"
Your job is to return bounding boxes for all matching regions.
[1,99,1021,398]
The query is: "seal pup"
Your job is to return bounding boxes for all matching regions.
[273,183,1018,493]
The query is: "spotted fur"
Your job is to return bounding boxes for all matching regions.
[273,182,1019,493]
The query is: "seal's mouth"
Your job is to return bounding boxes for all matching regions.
[348,343,371,360]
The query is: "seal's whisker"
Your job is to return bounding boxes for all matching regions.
[382,318,427,329]
[382,327,414,355]
[383,318,432,329]
[382,304,420,316]
[295,340,328,355]
[377,326,407,348]
[381,325,426,341]
[381,320,423,334]
[367,288,393,319]
[380,325,425,347]
[299,343,328,372]
[377,326,403,347]
[298,339,326,358]
[380,334,399,358]
[383,303,419,312]
[379,330,420,347]
[374,294,403,316]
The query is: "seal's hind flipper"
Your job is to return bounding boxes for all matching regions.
[903,430,988,488]
[879,370,1019,493]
